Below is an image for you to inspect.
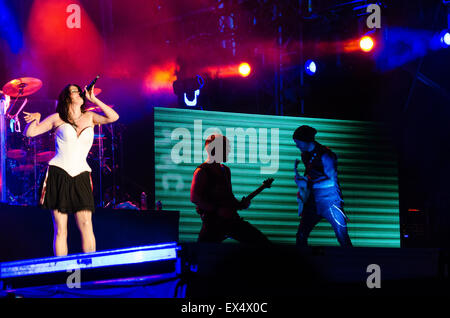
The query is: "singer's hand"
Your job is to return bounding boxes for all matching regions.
[23,111,41,124]
[84,85,97,103]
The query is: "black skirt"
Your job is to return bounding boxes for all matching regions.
[39,165,95,214]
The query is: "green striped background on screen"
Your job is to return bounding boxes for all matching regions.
[154,107,400,247]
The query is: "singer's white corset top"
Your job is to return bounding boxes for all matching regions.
[48,123,94,177]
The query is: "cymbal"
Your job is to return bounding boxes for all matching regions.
[2,77,43,97]
[36,151,55,162]
[12,164,34,173]
[7,149,26,160]
[83,87,101,96]
[85,104,114,112]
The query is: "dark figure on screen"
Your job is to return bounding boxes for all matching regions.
[293,125,352,247]
[190,134,270,245]
[24,83,119,256]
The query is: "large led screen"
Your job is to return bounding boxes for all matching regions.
[155,107,400,247]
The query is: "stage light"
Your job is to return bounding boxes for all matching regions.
[173,75,205,107]
[360,36,375,52]
[0,0,23,53]
[27,0,103,75]
[304,60,317,76]
[238,62,251,77]
[143,62,177,95]
[0,242,180,279]
[440,30,450,47]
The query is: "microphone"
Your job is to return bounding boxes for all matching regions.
[82,75,100,96]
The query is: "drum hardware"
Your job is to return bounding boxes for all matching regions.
[1,77,42,202]
[86,103,115,113]
[7,98,27,133]
[3,77,42,133]
[2,77,43,98]
[7,149,27,160]
[98,124,104,207]
[36,151,56,163]
[11,164,35,173]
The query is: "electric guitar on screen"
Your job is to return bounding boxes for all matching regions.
[217,178,274,219]
[245,177,274,202]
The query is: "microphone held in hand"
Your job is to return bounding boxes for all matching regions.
[82,75,100,97]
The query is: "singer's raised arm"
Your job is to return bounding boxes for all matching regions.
[85,85,119,125]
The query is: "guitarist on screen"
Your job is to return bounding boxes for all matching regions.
[293,125,352,247]
[190,134,271,245]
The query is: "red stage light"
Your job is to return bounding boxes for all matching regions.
[27,0,103,79]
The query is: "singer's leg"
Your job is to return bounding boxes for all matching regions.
[52,210,68,256]
[75,210,96,253]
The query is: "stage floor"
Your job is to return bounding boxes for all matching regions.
[1,243,449,298]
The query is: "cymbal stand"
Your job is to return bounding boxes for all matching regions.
[33,139,37,204]
[6,84,28,133]
[98,124,104,207]
[0,94,8,202]
[5,84,24,116]
[102,123,120,209]
[111,123,116,207]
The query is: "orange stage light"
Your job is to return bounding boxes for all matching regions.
[142,62,177,94]
[343,36,376,53]
[359,36,375,52]
[203,62,252,79]
[238,62,251,77]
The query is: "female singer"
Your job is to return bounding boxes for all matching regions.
[24,84,119,256]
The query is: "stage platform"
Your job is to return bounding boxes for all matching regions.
[182,243,450,298]
[1,243,449,298]
[0,203,180,262]
[0,204,448,298]
[0,242,184,298]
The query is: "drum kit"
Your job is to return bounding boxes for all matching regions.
[0,77,114,206]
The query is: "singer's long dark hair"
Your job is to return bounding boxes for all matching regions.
[56,84,87,125]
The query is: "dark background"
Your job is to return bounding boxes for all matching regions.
[0,0,449,247]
